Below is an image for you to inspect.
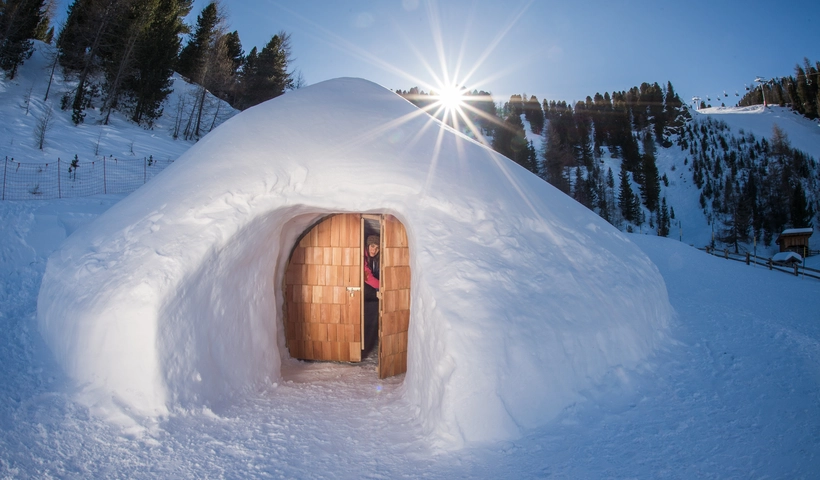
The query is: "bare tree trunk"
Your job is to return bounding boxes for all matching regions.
[35,103,54,150]
[194,84,208,137]
[43,48,58,101]
[183,86,199,141]
[102,31,139,125]
[208,98,222,132]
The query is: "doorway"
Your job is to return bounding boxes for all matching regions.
[283,213,410,379]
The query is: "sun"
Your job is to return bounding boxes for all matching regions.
[434,84,467,112]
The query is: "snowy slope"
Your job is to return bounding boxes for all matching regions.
[697,104,820,160]
[577,104,820,257]
[677,106,820,254]
[36,77,671,446]
[2,196,818,477]
[0,41,236,166]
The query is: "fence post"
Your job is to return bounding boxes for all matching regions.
[103,157,107,194]
[2,156,7,201]
[768,259,772,270]
[724,248,728,259]
[57,157,61,198]
[144,157,147,184]
[745,252,750,265]
[793,264,799,277]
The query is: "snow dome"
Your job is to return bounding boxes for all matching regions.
[37,78,671,446]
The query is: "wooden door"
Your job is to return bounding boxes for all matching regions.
[379,215,410,378]
[284,214,362,362]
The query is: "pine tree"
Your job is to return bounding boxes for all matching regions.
[644,82,665,143]
[573,167,592,208]
[524,140,538,174]
[658,197,670,237]
[718,178,751,253]
[618,165,635,222]
[176,1,219,82]
[594,167,614,224]
[794,64,817,119]
[541,121,572,193]
[0,0,48,78]
[492,112,530,172]
[790,183,814,228]
[127,0,191,125]
[663,81,688,140]
[523,94,544,134]
[223,30,243,75]
[465,89,497,135]
[574,100,593,168]
[99,0,157,124]
[178,3,246,138]
[744,172,763,240]
[237,31,293,108]
[215,29,242,104]
[56,0,190,126]
[639,134,661,211]
[57,0,127,124]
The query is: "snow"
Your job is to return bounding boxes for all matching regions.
[35,77,671,447]
[781,228,814,235]
[3,197,819,477]
[2,42,818,477]
[772,251,803,264]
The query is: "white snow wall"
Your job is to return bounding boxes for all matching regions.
[37,78,672,446]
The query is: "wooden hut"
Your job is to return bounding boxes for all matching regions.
[775,228,813,256]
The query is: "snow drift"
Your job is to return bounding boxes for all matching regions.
[37,78,671,446]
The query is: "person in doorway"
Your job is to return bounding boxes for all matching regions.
[364,235,380,295]
[363,235,380,356]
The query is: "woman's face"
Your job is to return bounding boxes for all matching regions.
[368,243,379,257]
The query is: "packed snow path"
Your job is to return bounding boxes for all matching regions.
[1,198,818,478]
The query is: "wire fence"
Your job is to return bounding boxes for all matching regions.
[1,155,174,200]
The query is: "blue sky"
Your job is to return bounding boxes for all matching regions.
[59,0,820,108]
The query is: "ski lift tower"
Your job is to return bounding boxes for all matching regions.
[754,76,768,107]
[692,96,701,110]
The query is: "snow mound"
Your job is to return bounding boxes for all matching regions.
[772,252,803,265]
[37,78,672,446]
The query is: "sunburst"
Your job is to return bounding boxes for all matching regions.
[277,0,539,205]
[433,84,467,113]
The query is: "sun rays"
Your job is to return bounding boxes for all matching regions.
[276,0,533,138]
[274,0,543,214]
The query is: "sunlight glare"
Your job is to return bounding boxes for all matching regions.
[435,84,466,111]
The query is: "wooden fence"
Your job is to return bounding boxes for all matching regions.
[700,246,820,281]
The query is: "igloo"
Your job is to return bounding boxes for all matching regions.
[37,78,671,445]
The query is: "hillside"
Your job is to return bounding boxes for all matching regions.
[658,105,820,251]
[3,42,819,263]
[0,41,236,169]
[516,100,820,262]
